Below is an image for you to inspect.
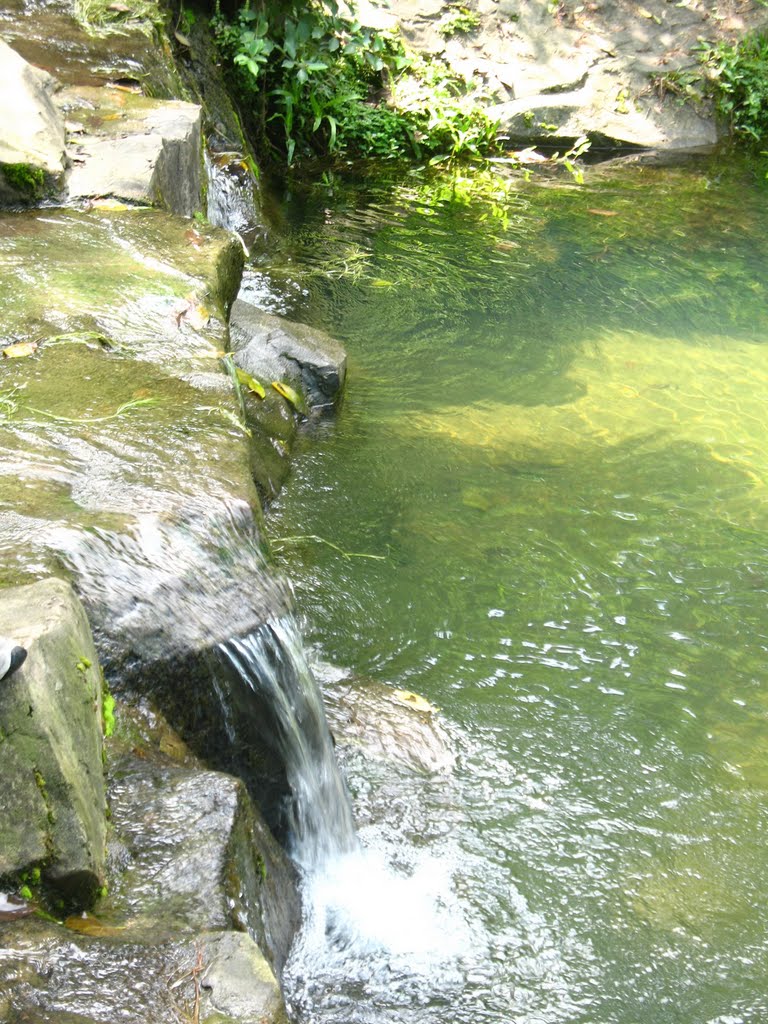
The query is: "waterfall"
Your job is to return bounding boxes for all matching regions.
[205,149,265,251]
[218,616,359,871]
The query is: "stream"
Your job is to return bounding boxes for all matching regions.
[259,153,768,1024]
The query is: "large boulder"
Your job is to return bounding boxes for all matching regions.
[0,40,68,206]
[0,578,107,906]
[359,0,767,151]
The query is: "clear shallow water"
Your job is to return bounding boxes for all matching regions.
[264,155,768,1023]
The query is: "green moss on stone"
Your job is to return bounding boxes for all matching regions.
[1,163,46,199]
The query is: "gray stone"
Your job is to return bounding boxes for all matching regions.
[0,0,184,97]
[0,578,106,905]
[105,755,300,972]
[491,76,718,150]
[229,300,348,412]
[200,931,288,1024]
[59,85,203,216]
[0,916,288,1024]
[0,40,68,206]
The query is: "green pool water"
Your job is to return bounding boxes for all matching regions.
[263,153,768,1024]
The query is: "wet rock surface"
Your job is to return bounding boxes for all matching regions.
[104,751,300,972]
[0,578,106,906]
[0,209,269,657]
[0,0,182,96]
[0,697,294,1023]
[0,40,68,205]
[60,85,203,216]
[0,916,287,1024]
[230,300,348,413]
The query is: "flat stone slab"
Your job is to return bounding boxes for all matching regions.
[59,86,202,216]
[0,578,106,905]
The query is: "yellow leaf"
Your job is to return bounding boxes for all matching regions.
[3,341,38,359]
[271,380,307,414]
[235,367,266,398]
[392,689,436,714]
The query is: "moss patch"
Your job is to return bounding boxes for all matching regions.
[1,163,46,200]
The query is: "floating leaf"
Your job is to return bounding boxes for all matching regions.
[272,380,307,414]
[3,341,38,359]
[64,914,126,937]
[392,689,436,714]
[235,367,266,398]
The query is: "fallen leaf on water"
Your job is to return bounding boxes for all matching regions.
[272,381,307,414]
[64,915,127,938]
[587,208,619,217]
[392,689,437,714]
[3,341,38,359]
[235,366,266,398]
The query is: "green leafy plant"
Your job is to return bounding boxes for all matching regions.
[438,7,481,37]
[214,0,409,163]
[650,65,707,106]
[705,31,768,142]
[213,0,503,165]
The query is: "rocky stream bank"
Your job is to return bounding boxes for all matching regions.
[0,0,764,1021]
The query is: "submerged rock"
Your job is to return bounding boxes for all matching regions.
[322,674,456,776]
[0,578,107,907]
[0,40,68,206]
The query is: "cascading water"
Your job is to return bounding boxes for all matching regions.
[217,616,358,871]
[205,148,265,251]
[217,617,470,1021]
